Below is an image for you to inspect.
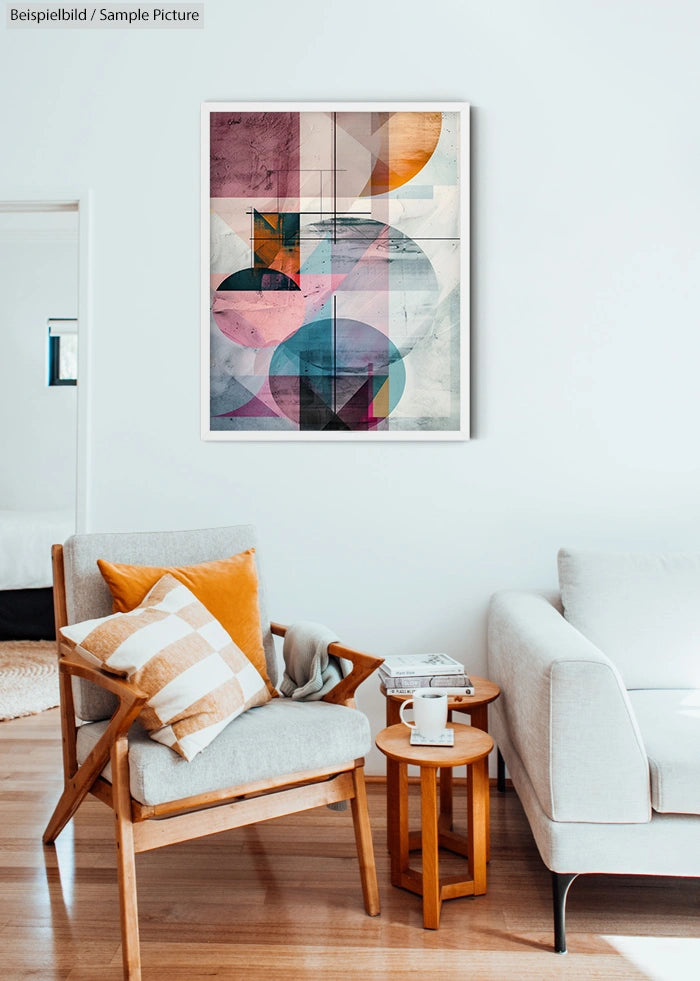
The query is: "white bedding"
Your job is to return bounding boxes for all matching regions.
[0,509,75,589]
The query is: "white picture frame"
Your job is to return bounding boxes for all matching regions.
[201,102,469,440]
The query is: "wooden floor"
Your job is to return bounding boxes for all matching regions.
[1,709,698,980]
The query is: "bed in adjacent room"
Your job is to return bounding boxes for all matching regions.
[0,509,74,640]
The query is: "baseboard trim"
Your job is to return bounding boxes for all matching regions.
[365,774,513,789]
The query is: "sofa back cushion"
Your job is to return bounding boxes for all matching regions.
[558,548,700,689]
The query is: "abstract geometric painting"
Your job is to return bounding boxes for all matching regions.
[201,103,469,439]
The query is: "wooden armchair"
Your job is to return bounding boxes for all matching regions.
[43,526,382,981]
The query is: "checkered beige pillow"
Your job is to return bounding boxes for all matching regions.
[59,573,271,761]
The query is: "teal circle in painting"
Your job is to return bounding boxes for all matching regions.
[269,318,406,431]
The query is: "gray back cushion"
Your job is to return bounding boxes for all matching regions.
[62,525,278,720]
[558,547,700,689]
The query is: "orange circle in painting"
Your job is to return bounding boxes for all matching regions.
[358,112,443,197]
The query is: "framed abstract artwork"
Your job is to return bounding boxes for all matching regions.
[201,102,469,440]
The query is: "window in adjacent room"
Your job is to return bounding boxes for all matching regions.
[48,318,77,386]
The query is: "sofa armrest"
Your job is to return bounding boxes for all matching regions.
[487,590,650,823]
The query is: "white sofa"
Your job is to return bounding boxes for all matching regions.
[487,548,700,952]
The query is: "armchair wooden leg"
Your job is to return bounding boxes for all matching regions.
[350,766,381,916]
[43,782,85,846]
[44,682,145,846]
[112,738,142,981]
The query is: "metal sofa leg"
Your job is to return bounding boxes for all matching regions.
[552,871,578,953]
[496,749,506,793]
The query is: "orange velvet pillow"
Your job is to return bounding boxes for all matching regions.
[97,549,276,695]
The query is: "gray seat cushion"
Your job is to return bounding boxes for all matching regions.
[627,689,700,816]
[77,697,371,807]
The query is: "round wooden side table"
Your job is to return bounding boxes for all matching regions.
[381,675,500,731]
[380,677,500,858]
[375,722,494,929]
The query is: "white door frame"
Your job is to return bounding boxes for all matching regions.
[0,192,92,533]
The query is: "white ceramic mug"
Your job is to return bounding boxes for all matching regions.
[399,688,448,739]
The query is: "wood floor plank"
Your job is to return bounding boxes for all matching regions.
[1,708,698,980]
[60,942,653,981]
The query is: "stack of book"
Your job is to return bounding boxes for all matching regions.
[379,653,474,695]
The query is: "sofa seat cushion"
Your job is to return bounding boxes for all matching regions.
[76,697,371,807]
[627,689,700,815]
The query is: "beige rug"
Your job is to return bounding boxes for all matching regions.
[0,640,59,721]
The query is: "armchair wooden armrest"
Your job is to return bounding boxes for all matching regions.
[270,622,384,706]
[58,645,149,703]
[44,647,148,846]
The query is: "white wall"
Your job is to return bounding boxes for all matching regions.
[0,222,78,511]
[3,1,700,771]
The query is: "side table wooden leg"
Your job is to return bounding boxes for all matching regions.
[420,766,441,929]
[386,756,399,856]
[391,762,410,888]
[458,704,491,861]
[385,699,401,853]
[386,698,401,727]
[469,705,488,732]
[440,710,454,833]
[485,769,491,863]
[467,757,488,895]
[439,766,453,833]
